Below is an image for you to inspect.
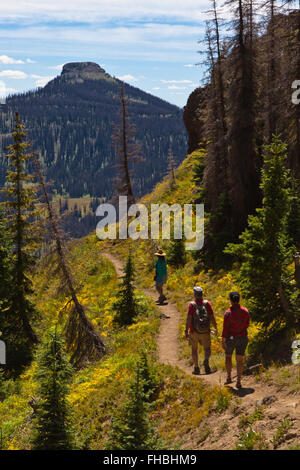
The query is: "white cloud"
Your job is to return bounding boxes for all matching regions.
[0,80,17,98]
[48,64,65,71]
[161,79,193,84]
[117,74,138,82]
[34,76,54,87]
[0,70,28,79]
[0,1,210,23]
[184,64,195,68]
[26,58,36,63]
[152,87,160,90]
[0,55,25,64]
[5,87,18,93]
[167,85,186,89]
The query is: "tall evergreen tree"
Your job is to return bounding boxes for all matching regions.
[167,236,186,268]
[0,112,39,372]
[225,137,299,335]
[31,329,75,450]
[104,363,160,450]
[113,252,138,327]
[0,212,11,318]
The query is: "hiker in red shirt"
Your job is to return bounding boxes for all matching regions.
[222,292,250,389]
[185,286,218,375]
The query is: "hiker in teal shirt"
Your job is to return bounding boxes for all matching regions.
[154,249,168,304]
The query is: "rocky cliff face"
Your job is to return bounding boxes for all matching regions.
[56,62,112,84]
[183,87,206,154]
[61,62,105,76]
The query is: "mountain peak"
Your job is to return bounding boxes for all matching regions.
[61,62,106,79]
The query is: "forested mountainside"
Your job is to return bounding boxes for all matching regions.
[183,10,300,267]
[0,62,187,200]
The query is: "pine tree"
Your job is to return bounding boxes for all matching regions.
[0,112,39,372]
[225,137,299,334]
[167,236,186,268]
[138,351,160,402]
[104,363,160,450]
[0,212,11,319]
[113,252,138,327]
[287,180,300,251]
[31,329,75,450]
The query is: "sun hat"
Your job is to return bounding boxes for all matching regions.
[155,249,166,257]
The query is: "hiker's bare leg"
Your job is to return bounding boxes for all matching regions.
[236,355,244,383]
[225,354,232,380]
[204,348,211,361]
[192,343,199,368]
[156,285,162,298]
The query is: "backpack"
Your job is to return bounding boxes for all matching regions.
[192,300,210,333]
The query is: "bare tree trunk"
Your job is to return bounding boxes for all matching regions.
[294,252,300,289]
[33,154,106,366]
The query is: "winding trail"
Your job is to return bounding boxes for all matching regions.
[103,252,300,414]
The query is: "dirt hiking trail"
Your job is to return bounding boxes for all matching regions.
[103,252,300,447]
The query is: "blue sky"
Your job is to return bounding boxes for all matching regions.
[0,0,211,107]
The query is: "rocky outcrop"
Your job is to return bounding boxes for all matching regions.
[62,62,106,76]
[59,62,110,84]
[183,86,206,154]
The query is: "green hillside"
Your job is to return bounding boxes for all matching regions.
[1,148,299,450]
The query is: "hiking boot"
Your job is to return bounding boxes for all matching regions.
[192,366,200,375]
[203,359,211,374]
[236,380,242,389]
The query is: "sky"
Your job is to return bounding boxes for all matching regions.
[0,0,212,108]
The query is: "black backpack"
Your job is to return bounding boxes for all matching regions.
[192,301,210,333]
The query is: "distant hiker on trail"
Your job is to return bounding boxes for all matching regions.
[222,292,250,389]
[154,249,168,304]
[185,286,218,375]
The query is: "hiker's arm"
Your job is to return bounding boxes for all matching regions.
[185,304,192,338]
[207,301,218,336]
[221,313,229,349]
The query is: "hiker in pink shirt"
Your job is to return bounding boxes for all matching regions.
[222,292,250,389]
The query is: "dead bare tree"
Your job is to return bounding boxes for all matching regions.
[112,83,143,206]
[167,147,177,187]
[33,154,106,366]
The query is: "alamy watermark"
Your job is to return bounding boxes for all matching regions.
[291,80,300,104]
[0,81,7,105]
[96,196,204,251]
[0,339,6,365]
[292,339,300,365]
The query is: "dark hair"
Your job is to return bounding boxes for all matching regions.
[229,292,240,303]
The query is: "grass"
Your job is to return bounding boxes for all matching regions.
[235,427,268,450]
[0,233,229,450]
[272,418,293,449]
[255,363,300,393]
[238,407,265,430]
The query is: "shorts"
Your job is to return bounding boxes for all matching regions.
[190,331,211,350]
[156,275,167,288]
[225,336,248,356]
